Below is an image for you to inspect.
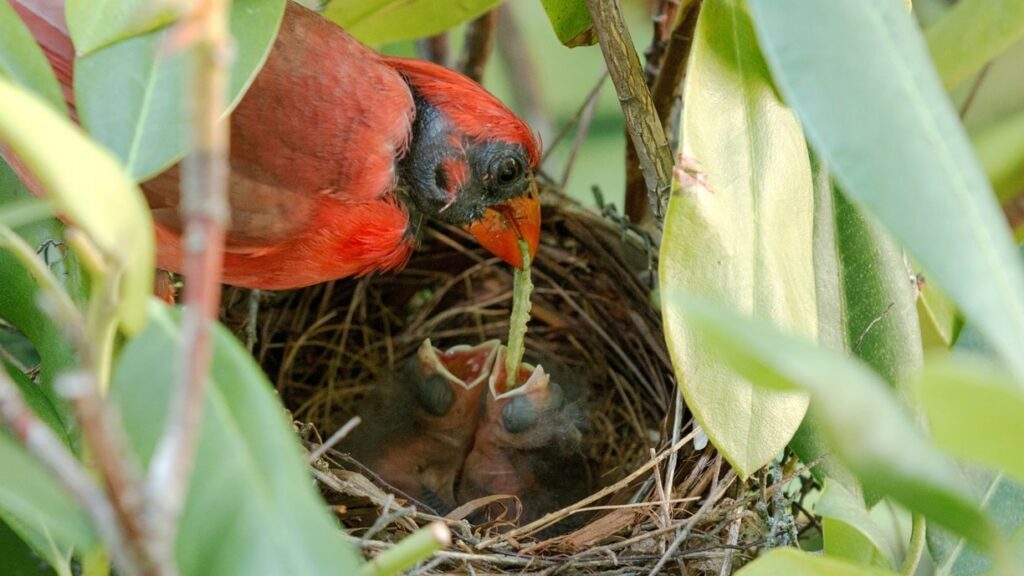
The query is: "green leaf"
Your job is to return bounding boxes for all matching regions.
[111,302,361,575]
[0,518,57,576]
[539,0,596,47]
[817,480,896,567]
[972,108,1024,203]
[930,470,1024,576]
[926,0,1024,90]
[0,160,79,431]
[67,0,190,55]
[0,77,152,334]
[74,0,284,181]
[324,0,502,45]
[746,0,1024,379]
[918,277,961,350]
[665,292,996,548]
[2,363,68,446]
[735,547,898,576]
[915,361,1024,484]
[660,0,814,478]
[0,0,66,114]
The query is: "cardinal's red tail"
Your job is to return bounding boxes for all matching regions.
[9,0,75,111]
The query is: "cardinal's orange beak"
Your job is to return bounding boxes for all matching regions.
[465,180,540,268]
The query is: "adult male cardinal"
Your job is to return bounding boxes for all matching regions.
[341,339,499,512]
[9,0,541,289]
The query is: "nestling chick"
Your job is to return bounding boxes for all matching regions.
[457,347,590,529]
[342,339,499,512]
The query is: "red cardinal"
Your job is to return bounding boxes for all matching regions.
[9,1,541,289]
[342,339,499,512]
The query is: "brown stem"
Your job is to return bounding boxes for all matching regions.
[416,34,450,67]
[495,3,552,142]
[458,10,497,83]
[627,0,701,222]
[147,0,232,565]
[0,368,143,575]
[586,0,675,220]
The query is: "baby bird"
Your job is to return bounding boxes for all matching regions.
[457,347,590,529]
[342,339,499,512]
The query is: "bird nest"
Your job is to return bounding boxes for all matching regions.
[220,195,797,574]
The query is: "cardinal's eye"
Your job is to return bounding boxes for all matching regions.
[492,156,523,185]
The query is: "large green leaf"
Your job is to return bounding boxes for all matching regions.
[660,0,814,478]
[67,0,189,55]
[0,0,66,114]
[0,78,152,334]
[665,292,996,547]
[925,0,1024,90]
[915,360,1024,484]
[747,0,1024,379]
[0,160,79,427]
[74,0,284,181]
[817,480,896,568]
[735,547,898,576]
[324,0,501,45]
[0,518,56,576]
[538,0,596,47]
[111,302,361,575]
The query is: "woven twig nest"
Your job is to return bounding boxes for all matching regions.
[221,195,781,574]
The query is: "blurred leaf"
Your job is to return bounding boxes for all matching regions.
[735,547,898,576]
[747,0,1024,379]
[112,302,361,575]
[0,519,56,576]
[972,109,1024,203]
[2,363,68,446]
[0,77,152,334]
[918,276,961,349]
[818,480,896,567]
[0,198,53,230]
[0,0,66,114]
[0,370,96,561]
[660,0,814,479]
[930,470,1024,576]
[915,361,1024,483]
[926,0,1024,90]
[324,0,501,45]
[539,0,596,47]
[67,0,192,55]
[75,0,284,181]
[0,161,78,430]
[665,292,996,547]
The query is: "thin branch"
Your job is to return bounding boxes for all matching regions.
[147,0,232,564]
[650,0,701,129]
[458,10,497,83]
[496,3,552,142]
[585,0,675,221]
[416,34,451,67]
[0,368,142,575]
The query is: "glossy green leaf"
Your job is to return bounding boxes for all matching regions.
[0,77,152,333]
[325,0,501,45]
[0,0,66,114]
[665,292,996,547]
[539,0,596,47]
[67,0,190,55]
[74,0,284,181]
[915,361,1024,484]
[972,109,1024,203]
[735,547,898,576]
[818,480,896,567]
[747,0,1024,379]
[660,0,814,478]
[926,0,1024,90]
[112,302,361,575]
